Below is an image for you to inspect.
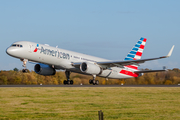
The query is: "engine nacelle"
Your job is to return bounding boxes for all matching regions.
[80,62,102,75]
[34,64,56,76]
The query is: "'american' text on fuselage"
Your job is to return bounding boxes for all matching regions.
[40,46,70,59]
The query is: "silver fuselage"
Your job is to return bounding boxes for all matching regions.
[6,41,134,79]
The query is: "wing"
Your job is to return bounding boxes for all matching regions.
[134,69,167,73]
[72,45,174,69]
[96,45,174,68]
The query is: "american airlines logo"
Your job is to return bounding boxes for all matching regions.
[33,44,39,52]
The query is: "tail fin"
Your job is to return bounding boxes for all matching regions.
[124,37,147,61]
[124,37,147,70]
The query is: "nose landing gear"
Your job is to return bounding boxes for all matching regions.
[21,59,29,73]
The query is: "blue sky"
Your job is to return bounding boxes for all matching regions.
[0,0,180,70]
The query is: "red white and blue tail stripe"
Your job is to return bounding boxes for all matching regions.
[124,37,147,61]
[124,37,147,71]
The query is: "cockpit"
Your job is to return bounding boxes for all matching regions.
[11,44,23,48]
[6,41,29,58]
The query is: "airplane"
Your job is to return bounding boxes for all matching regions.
[6,37,174,85]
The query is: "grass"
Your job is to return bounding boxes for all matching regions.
[0,87,180,120]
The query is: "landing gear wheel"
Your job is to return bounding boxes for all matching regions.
[89,79,93,84]
[63,80,67,85]
[64,71,74,85]
[70,80,73,85]
[95,80,99,85]
[22,69,28,73]
[67,80,70,85]
[89,77,99,85]
[93,80,96,85]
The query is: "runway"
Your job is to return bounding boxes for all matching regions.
[0,85,180,87]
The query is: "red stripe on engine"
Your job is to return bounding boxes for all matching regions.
[136,52,142,56]
[120,70,139,77]
[139,45,144,49]
[125,65,138,70]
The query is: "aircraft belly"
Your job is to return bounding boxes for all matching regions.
[107,72,134,79]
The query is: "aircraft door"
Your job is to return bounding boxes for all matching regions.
[29,44,33,53]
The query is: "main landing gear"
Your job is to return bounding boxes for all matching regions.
[21,59,29,73]
[63,71,74,85]
[89,75,99,85]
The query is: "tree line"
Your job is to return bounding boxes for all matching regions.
[0,68,180,85]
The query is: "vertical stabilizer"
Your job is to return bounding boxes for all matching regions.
[124,37,147,69]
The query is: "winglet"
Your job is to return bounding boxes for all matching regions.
[166,45,174,57]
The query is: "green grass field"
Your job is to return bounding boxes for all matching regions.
[0,87,180,120]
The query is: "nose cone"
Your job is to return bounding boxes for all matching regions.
[6,47,17,56]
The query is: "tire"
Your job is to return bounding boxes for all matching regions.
[95,80,99,85]
[22,69,28,73]
[67,80,70,85]
[89,79,93,84]
[70,80,73,85]
[25,69,28,73]
[63,80,67,85]
[92,80,96,85]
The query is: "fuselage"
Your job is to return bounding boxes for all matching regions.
[6,41,139,79]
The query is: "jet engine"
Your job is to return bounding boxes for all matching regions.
[80,62,102,75]
[34,64,56,76]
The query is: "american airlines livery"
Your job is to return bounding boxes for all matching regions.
[6,37,174,85]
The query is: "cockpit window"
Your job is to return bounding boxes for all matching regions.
[11,44,23,47]
[11,44,16,47]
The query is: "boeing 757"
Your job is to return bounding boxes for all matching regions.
[6,37,174,85]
